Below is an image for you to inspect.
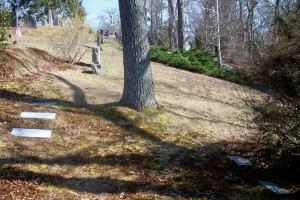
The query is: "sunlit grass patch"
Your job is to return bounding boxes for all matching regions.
[0,139,6,148]
[0,81,29,93]
[104,39,123,52]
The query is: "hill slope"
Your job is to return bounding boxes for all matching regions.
[2,28,294,199]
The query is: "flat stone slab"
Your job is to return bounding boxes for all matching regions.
[227,155,253,166]
[31,102,57,105]
[20,112,56,119]
[11,128,51,138]
[259,181,289,195]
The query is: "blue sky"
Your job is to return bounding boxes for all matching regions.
[83,0,119,28]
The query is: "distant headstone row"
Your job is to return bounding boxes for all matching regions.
[38,10,61,27]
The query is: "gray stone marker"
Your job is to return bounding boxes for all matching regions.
[91,46,101,74]
[259,181,289,195]
[109,14,115,35]
[227,155,253,166]
[20,112,56,119]
[53,18,60,26]
[48,10,53,26]
[41,19,47,26]
[30,14,37,28]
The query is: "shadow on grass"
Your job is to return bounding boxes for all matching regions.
[82,70,94,74]
[0,75,299,199]
[75,62,91,67]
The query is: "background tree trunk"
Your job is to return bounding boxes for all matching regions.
[168,0,175,48]
[215,0,222,66]
[177,0,184,49]
[118,0,158,111]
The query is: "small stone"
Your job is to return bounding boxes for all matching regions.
[119,192,126,199]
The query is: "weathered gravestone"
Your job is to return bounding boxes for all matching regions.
[91,46,101,74]
[48,10,53,26]
[30,14,37,28]
[53,18,60,26]
[109,15,115,35]
[41,19,47,26]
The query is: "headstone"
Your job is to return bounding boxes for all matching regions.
[53,18,60,26]
[15,9,22,36]
[48,10,53,26]
[227,155,253,166]
[109,24,115,36]
[41,19,47,26]
[97,31,102,47]
[30,14,37,28]
[11,128,52,138]
[259,181,289,195]
[109,14,115,35]
[92,46,101,66]
[15,28,22,37]
[104,30,109,37]
[20,112,56,119]
[91,63,99,75]
[108,35,116,40]
[91,47,101,74]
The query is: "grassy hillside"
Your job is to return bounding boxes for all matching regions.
[0,27,298,199]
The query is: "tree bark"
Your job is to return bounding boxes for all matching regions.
[177,0,184,49]
[168,0,175,48]
[216,0,222,67]
[118,0,158,111]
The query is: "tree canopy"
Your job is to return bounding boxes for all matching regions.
[0,1,12,50]
[8,0,85,19]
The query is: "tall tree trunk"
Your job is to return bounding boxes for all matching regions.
[273,0,280,41]
[245,0,258,60]
[238,0,244,46]
[168,0,175,48]
[216,0,222,66]
[150,0,155,44]
[118,0,158,111]
[177,0,184,49]
[204,2,209,50]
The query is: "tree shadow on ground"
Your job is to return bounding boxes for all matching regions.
[0,75,299,199]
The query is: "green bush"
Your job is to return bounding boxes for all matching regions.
[0,5,12,51]
[150,47,245,83]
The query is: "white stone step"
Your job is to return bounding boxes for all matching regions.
[227,155,253,166]
[259,181,289,195]
[11,128,52,138]
[20,112,56,119]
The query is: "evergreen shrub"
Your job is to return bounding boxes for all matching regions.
[0,5,12,51]
[150,47,245,83]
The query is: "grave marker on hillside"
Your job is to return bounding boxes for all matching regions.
[20,112,56,119]
[91,46,101,74]
[12,128,52,138]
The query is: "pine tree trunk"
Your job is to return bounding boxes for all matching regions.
[118,0,158,111]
